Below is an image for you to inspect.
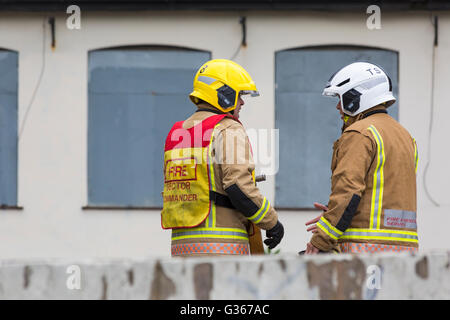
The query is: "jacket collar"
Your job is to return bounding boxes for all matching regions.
[195,103,241,123]
[341,105,387,131]
[195,103,225,114]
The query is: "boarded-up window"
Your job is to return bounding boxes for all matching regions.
[0,50,18,206]
[275,46,398,208]
[88,47,210,207]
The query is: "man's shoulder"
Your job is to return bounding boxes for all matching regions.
[340,117,380,147]
[184,111,241,130]
[183,111,214,128]
[216,116,244,132]
[344,113,393,137]
[344,117,372,134]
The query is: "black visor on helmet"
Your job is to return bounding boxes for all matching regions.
[342,89,362,114]
[217,85,236,109]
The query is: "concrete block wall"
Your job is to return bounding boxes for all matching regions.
[0,251,448,299]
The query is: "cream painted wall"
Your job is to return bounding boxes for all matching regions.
[0,10,448,259]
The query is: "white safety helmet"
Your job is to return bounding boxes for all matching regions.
[322,62,396,117]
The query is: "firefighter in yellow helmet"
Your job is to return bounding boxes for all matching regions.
[303,62,419,254]
[162,59,284,257]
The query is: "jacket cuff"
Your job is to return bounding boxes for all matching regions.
[310,232,335,252]
[255,207,278,230]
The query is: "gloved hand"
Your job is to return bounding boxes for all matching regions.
[264,221,284,249]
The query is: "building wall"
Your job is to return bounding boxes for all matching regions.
[0,10,448,259]
[0,252,449,299]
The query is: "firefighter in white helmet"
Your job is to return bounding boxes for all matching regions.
[162,59,284,257]
[304,62,419,254]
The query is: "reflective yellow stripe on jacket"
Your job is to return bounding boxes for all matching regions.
[248,197,270,224]
[318,220,418,244]
[341,228,419,243]
[413,138,419,174]
[171,227,249,241]
[367,125,385,230]
[205,122,221,229]
[317,216,343,240]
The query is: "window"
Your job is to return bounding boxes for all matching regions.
[88,47,210,207]
[275,46,398,208]
[0,49,18,207]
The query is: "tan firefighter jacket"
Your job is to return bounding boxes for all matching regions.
[164,104,278,257]
[311,106,419,252]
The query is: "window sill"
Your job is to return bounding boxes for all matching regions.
[0,205,23,210]
[82,206,162,211]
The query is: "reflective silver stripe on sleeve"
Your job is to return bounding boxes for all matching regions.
[249,198,270,224]
[317,218,342,240]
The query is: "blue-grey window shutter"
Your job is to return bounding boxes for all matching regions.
[0,50,18,206]
[88,48,210,207]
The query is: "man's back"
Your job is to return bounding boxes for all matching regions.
[345,112,417,221]
[334,112,419,250]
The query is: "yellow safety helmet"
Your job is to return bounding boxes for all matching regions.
[189,59,259,113]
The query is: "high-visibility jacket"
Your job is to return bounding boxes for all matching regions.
[162,106,278,257]
[162,113,227,229]
[311,107,419,253]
